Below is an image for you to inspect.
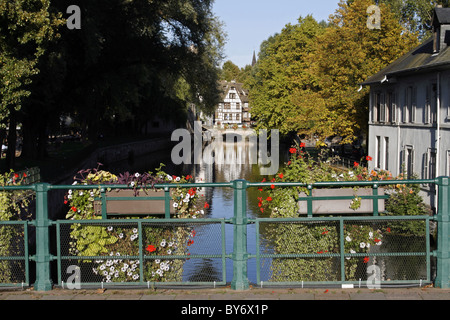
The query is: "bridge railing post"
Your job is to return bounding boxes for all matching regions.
[231,180,250,290]
[33,183,53,291]
[435,176,450,288]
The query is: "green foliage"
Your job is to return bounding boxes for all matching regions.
[64,165,205,283]
[0,0,63,123]
[248,0,419,144]
[258,144,427,282]
[0,170,32,283]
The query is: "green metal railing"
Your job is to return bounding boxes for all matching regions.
[0,177,450,291]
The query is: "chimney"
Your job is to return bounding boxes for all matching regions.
[433,6,450,54]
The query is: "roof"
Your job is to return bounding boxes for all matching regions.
[362,7,450,86]
[362,37,450,85]
[219,80,249,103]
[434,7,450,26]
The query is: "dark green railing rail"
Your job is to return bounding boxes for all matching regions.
[0,177,450,290]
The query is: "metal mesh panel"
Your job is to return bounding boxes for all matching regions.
[57,220,225,286]
[256,218,429,285]
[0,224,27,284]
[343,219,428,282]
[257,220,341,283]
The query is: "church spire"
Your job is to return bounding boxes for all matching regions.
[252,51,257,67]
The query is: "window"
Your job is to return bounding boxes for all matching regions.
[384,137,389,171]
[403,146,415,179]
[376,136,381,168]
[426,84,437,124]
[403,86,416,123]
[386,92,396,123]
[447,151,450,176]
[424,148,437,179]
[229,93,236,99]
[224,103,231,109]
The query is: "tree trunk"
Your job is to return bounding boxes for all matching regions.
[6,110,17,170]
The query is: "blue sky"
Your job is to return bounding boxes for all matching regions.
[212,0,342,68]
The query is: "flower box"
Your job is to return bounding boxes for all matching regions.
[298,187,385,215]
[94,189,175,216]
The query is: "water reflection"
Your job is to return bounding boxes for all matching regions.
[107,131,278,284]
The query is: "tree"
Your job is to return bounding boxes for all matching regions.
[10,0,226,164]
[310,0,419,143]
[0,0,64,166]
[248,0,419,145]
[247,16,325,135]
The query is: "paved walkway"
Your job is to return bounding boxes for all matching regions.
[1,286,450,300]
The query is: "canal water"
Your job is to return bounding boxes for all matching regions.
[105,131,432,286]
[106,130,280,285]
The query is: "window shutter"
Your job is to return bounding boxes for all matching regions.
[411,87,417,123]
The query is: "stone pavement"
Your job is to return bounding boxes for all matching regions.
[1,286,450,300]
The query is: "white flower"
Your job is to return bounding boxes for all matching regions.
[90,191,95,197]
[183,198,189,203]
[376,240,382,246]
[72,181,78,185]
[160,240,166,247]
[369,232,373,239]
[68,189,72,195]
[107,226,113,231]
[132,274,139,280]
[130,234,137,241]
[135,173,140,178]
[175,176,181,182]
[346,236,352,242]
[79,191,84,196]
[173,203,178,208]
[130,181,135,187]
[167,250,172,255]
[155,259,160,264]
[99,264,106,270]
[133,228,138,234]
[168,242,174,247]
[359,242,366,249]
[167,175,173,181]
[119,233,124,239]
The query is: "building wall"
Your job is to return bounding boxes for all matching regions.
[368,70,450,208]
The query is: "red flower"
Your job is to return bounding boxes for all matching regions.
[14,173,19,179]
[289,148,297,154]
[64,200,68,205]
[266,197,272,202]
[366,156,373,161]
[363,257,370,263]
[71,206,77,212]
[270,184,275,189]
[278,173,284,179]
[185,175,191,180]
[287,161,291,166]
[187,239,194,246]
[321,228,328,235]
[23,173,27,177]
[386,227,391,233]
[188,188,196,196]
[258,202,262,207]
[260,208,264,213]
[204,202,210,209]
[258,187,263,192]
[146,245,156,253]
[354,162,359,167]
[300,142,306,148]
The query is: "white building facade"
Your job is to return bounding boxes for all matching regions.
[215,80,251,126]
[363,7,450,209]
